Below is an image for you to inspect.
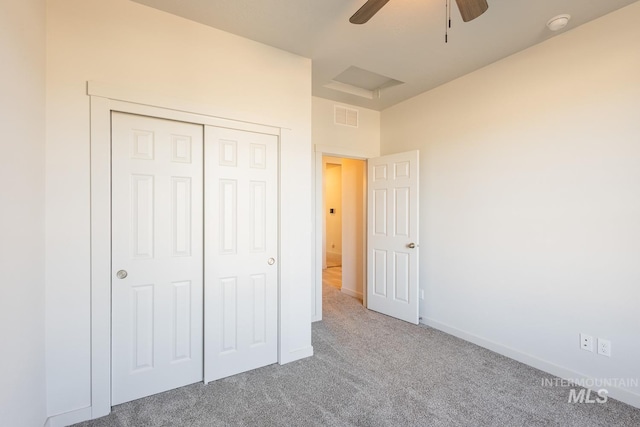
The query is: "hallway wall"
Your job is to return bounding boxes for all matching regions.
[325,162,343,267]
[341,159,366,300]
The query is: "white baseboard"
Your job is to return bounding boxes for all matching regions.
[280,345,314,364]
[44,407,92,427]
[423,317,640,409]
[341,287,363,300]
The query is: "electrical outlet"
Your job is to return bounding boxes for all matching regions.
[597,339,611,357]
[580,333,594,352]
[420,289,425,300]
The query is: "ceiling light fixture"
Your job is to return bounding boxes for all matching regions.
[546,14,571,31]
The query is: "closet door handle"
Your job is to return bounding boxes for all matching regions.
[407,243,417,249]
[268,258,276,265]
[116,270,128,279]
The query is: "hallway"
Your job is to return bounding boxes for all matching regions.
[323,266,342,290]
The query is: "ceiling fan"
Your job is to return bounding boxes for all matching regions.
[350,0,488,24]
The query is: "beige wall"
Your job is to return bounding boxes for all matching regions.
[325,162,343,263]
[341,159,366,299]
[321,157,365,298]
[381,2,640,405]
[0,0,47,425]
[46,0,312,417]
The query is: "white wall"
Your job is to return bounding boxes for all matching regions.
[0,0,47,426]
[46,0,312,418]
[341,159,366,300]
[312,96,380,158]
[381,3,640,406]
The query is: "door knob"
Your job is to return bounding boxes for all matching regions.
[407,243,417,249]
[268,258,276,265]
[116,270,128,279]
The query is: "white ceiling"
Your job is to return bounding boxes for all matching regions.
[132,0,638,111]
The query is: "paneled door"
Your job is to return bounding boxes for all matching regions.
[367,151,420,324]
[204,126,278,382]
[111,112,204,405]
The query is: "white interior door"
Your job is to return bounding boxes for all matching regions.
[204,126,278,382]
[367,150,420,324]
[111,112,204,405]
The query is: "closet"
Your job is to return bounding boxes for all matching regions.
[110,112,278,404]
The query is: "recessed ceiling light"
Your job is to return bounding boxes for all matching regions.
[547,14,571,31]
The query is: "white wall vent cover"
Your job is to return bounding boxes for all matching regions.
[334,105,358,128]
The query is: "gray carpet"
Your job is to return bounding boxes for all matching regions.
[75,284,640,427]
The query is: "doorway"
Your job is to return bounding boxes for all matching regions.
[322,156,366,308]
[313,149,420,324]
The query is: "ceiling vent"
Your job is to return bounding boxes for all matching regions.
[334,105,359,128]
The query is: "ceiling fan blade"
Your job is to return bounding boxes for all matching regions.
[455,0,488,22]
[349,0,391,24]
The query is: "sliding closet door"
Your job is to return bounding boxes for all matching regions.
[204,126,279,382]
[111,112,204,405]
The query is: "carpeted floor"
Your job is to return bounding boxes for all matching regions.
[74,282,640,427]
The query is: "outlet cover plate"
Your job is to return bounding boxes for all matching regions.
[580,333,594,352]
[598,338,612,357]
